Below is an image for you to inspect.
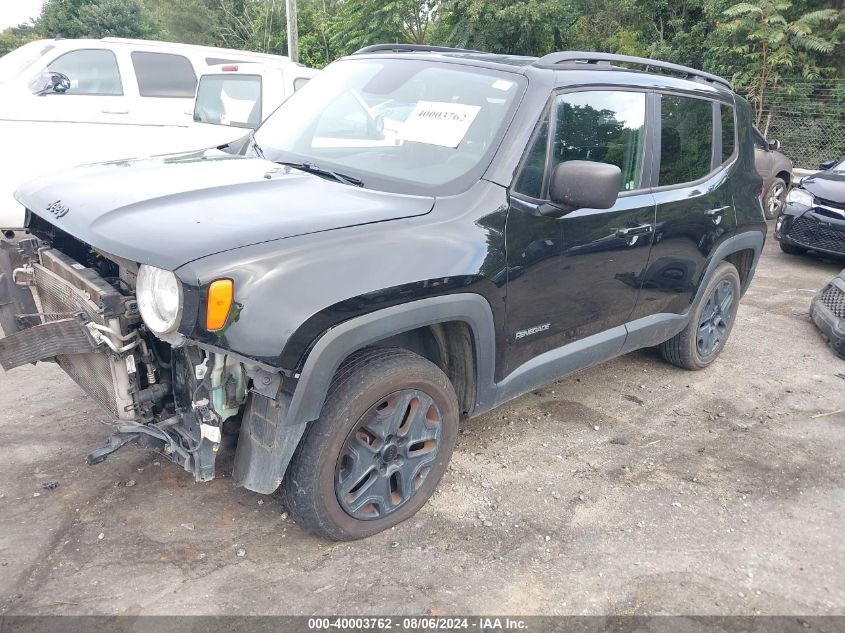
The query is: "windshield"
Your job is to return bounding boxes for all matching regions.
[0,40,54,82]
[253,58,526,194]
[194,73,263,128]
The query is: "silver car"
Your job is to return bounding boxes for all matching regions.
[753,127,793,220]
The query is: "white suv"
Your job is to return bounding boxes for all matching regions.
[0,38,310,229]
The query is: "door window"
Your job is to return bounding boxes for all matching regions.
[131,52,197,98]
[46,49,122,95]
[515,90,647,197]
[552,91,646,192]
[752,127,768,150]
[658,95,713,185]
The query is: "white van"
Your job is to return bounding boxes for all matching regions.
[193,62,318,130]
[0,38,310,230]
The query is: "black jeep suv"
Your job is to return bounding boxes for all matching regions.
[0,46,765,540]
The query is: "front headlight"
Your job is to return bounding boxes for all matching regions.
[136,265,183,335]
[786,188,814,208]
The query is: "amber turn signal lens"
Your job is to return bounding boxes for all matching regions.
[206,279,233,331]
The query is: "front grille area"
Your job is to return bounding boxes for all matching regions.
[787,216,845,254]
[819,284,845,319]
[31,254,132,420]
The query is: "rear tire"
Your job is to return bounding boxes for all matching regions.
[660,261,741,370]
[779,240,806,256]
[281,347,459,541]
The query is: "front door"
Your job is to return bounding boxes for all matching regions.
[504,89,656,375]
[24,48,128,125]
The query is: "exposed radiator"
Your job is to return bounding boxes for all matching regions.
[30,251,137,421]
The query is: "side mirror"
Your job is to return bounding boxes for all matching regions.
[819,160,836,171]
[768,139,781,151]
[32,71,70,95]
[543,160,621,217]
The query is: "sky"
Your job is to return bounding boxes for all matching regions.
[0,0,44,31]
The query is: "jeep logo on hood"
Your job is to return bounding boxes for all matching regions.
[46,200,69,218]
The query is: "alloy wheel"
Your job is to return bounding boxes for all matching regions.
[335,389,443,520]
[697,279,735,358]
[768,182,785,217]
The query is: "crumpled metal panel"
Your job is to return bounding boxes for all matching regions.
[0,318,96,370]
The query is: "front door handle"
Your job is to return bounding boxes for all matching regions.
[101,108,129,114]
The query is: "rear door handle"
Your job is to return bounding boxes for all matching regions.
[616,224,654,238]
[101,108,129,114]
[705,205,731,224]
[616,223,654,246]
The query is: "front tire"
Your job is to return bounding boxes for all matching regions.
[281,347,459,541]
[764,177,787,220]
[659,261,741,370]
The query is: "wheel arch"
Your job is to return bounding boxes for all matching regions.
[287,293,497,427]
[701,231,765,302]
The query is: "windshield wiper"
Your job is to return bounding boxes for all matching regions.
[276,161,364,187]
[249,130,266,159]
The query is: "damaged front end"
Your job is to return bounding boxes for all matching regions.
[0,234,249,482]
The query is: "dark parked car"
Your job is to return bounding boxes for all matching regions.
[810,269,845,359]
[775,158,845,258]
[753,127,793,220]
[0,46,765,541]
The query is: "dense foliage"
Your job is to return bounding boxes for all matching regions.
[1,0,842,141]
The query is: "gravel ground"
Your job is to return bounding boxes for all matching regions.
[0,226,843,616]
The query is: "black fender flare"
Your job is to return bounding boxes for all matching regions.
[698,230,765,299]
[232,293,497,494]
[288,292,497,425]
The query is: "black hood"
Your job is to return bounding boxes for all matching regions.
[15,149,434,270]
[801,170,845,203]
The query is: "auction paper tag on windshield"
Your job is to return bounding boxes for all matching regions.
[400,101,481,148]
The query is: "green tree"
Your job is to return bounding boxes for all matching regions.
[38,0,159,39]
[436,0,574,55]
[0,23,40,57]
[712,0,840,125]
[329,0,438,55]
[145,0,225,46]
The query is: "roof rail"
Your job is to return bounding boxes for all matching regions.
[354,44,483,55]
[534,51,731,89]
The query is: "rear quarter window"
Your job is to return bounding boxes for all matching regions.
[194,74,262,128]
[131,51,197,98]
[720,104,736,162]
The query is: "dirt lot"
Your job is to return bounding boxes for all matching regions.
[1,226,844,616]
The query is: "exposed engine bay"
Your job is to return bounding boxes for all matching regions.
[0,218,249,481]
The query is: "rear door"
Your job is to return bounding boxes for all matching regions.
[630,92,738,320]
[504,88,657,374]
[128,50,199,126]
